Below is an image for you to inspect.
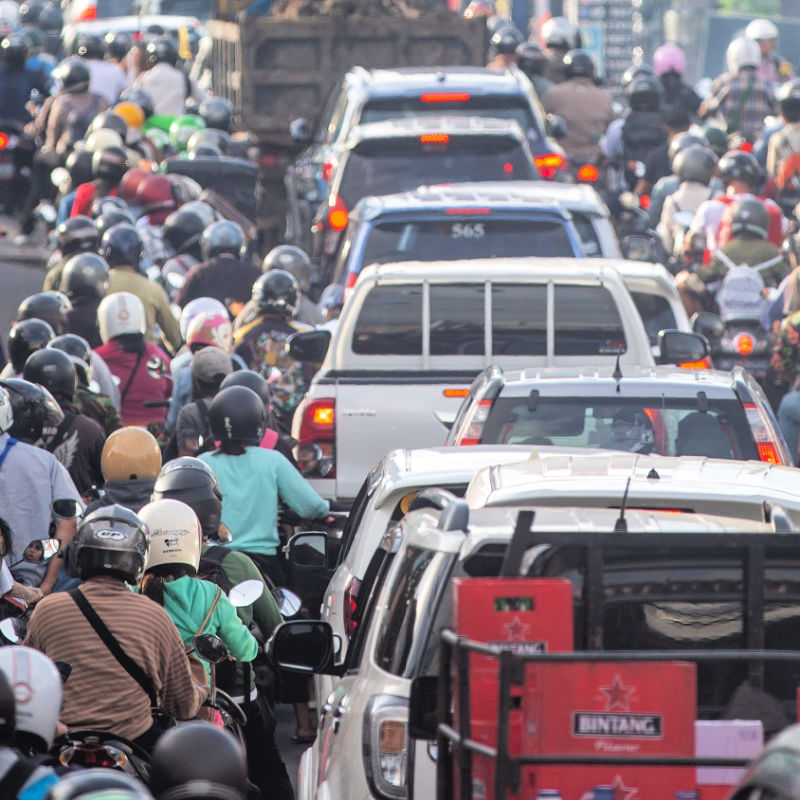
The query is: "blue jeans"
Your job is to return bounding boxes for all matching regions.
[778,390,800,464]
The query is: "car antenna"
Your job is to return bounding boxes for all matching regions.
[614,476,632,532]
[613,349,623,393]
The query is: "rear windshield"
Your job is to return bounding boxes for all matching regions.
[339,140,535,207]
[630,291,679,346]
[480,396,759,460]
[571,212,603,257]
[357,217,577,268]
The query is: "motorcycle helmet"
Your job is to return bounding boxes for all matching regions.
[152,457,223,542]
[181,200,217,228]
[541,16,579,50]
[179,297,228,341]
[135,174,178,223]
[489,25,523,57]
[68,504,149,583]
[100,223,143,268]
[47,334,93,385]
[101,426,161,482]
[252,270,298,318]
[65,148,93,189]
[625,73,663,111]
[186,311,233,354]
[0,646,61,753]
[620,61,655,89]
[91,147,129,185]
[169,114,205,153]
[55,215,98,257]
[113,100,145,130]
[145,36,178,67]
[37,2,60,33]
[95,208,136,239]
[673,144,718,186]
[653,43,686,77]
[22,26,44,54]
[22,348,76,403]
[0,386,11,435]
[701,124,729,158]
[220,369,270,407]
[0,378,62,443]
[150,722,249,800]
[1,33,28,66]
[167,174,202,206]
[162,207,205,257]
[117,166,149,203]
[139,498,203,575]
[718,149,761,188]
[90,195,128,220]
[46,768,152,800]
[667,132,705,164]
[53,56,89,93]
[7,319,54,374]
[17,291,71,335]
[187,128,231,156]
[261,244,311,292]
[200,220,245,261]
[745,18,779,43]
[462,0,493,19]
[0,662,13,745]
[76,32,103,59]
[198,96,234,133]
[727,36,761,73]
[779,80,800,123]
[88,110,128,140]
[18,0,43,25]
[209,385,266,447]
[562,48,595,80]
[730,197,770,240]
[188,144,221,160]
[515,42,547,77]
[84,128,124,154]
[119,87,154,119]
[97,291,146,342]
[59,252,110,302]
[104,29,132,61]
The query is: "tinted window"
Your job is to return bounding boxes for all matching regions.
[491,283,547,356]
[429,284,484,356]
[479,396,759,460]
[630,291,679,346]
[571,213,603,257]
[339,140,535,207]
[553,285,626,356]
[357,218,576,269]
[351,284,422,355]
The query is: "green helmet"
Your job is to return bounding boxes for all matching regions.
[169,114,205,153]
[701,124,729,158]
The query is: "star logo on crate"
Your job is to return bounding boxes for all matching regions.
[600,675,635,712]
[503,615,531,641]
[611,773,639,800]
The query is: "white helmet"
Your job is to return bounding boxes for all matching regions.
[139,498,203,574]
[179,296,228,340]
[745,18,778,41]
[84,128,124,153]
[0,646,62,751]
[541,16,579,50]
[727,36,762,72]
[0,387,13,435]
[97,291,146,343]
[0,0,19,27]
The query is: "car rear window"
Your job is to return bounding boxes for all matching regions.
[570,213,603,257]
[630,291,679,346]
[357,217,577,268]
[339,139,535,207]
[351,284,422,355]
[480,396,759,460]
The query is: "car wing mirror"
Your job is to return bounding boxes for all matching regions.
[288,329,331,363]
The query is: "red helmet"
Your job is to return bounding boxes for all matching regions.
[186,311,233,354]
[118,167,150,203]
[135,174,178,225]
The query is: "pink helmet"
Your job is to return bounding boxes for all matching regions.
[653,43,686,77]
[186,311,233,354]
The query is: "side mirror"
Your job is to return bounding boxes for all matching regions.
[288,329,331,363]
[272,586,303,618]
[16,538,60,565]
[408,675,439,740]
[0,618,19,644]
[621,234,658,262]
[50,499,83,519]
[228,579,263,608]
[691,310,725,340]
[657,330,710,365]
[545,113,567,140]
[289,117,312,144]
[287,531,338,569]
[267,619,340,675]
[192,634,229,664]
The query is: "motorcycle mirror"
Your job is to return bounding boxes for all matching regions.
[166,271,185,289]
[621,234,658,262]
[272,587,302,619]
[51,167,71,191]
[50,499,83,519]
[0,618,19,643]
[16,538,60,565]
[228,579,263,608]
[545,113,567,140]
[289,117,312,144]
[192,634,229,664]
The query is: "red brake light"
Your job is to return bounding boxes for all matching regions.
[741,141,754,153]
[757,443,781,463]
[0,133,9,150]
[321,159,336,183]
[420,133,449,144]
[298,399,336,444]
[639,195,651,210]
[577,164,599,182]
[444,208,491,215]
[734,332,755,355]
[343,576,361,637]
[420,92,470,103]
[534,153,565,179]
[345,271,359,290]
[743,402,785,464]
[76,5,97,20]
[678,357,712,370]
[458,398,493,446]
[503,162,514,174]
[327,194,348,231]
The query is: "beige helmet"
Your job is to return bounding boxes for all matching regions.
[139,498,202,574]
[101,427,162,482]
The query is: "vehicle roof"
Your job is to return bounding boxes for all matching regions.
[465,450,800,524]
[64,14,202,33]
[346,116,527,146]
[352,181,607,219]
[347,66,527,95]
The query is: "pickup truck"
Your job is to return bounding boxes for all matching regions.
[289,257,708,503]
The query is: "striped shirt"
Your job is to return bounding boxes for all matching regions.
[700,68,778,143]
[25,576,207,740]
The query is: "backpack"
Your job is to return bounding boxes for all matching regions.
[714,252,774,322]
[197,545,233,596]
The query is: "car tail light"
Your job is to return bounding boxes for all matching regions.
[678,356,713,370]
[420,92,470,102]
[343,576,361,637]
[457,398,493,446]
[76,4,97,20]
[741,141,754,153]
[420,133,449,144]
[364,696,408,800]
[639,194,651,210]
[734,332,755,356]
[327,194,348,231]
[0,133,9,150]
[297,398,336,477]
[577,164,599,182]
[743,402,783,464]
[534,153,565,179]
[444,208,490,215]
[443,388,469,398]
[321,159,336,183]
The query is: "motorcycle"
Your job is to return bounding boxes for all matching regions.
[0,119,35,215]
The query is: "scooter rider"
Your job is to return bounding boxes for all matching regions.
[0,34,49,124]
[540,16,580,85]
[24,504,208,750]
[43,216,99,293]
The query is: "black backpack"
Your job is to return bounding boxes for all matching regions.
[197,545,233,595]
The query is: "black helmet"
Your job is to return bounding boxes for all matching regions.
[673,144,718,185]
[95,208,136,239]
[8,319,54,374]
[625,72,662,111]
[187,128,231,156]
[18,0,44,25]
[101,223,143,268]
[152,457,223,541]
[145,36,178,68]
[119,87,154,119]
[44,767,152,800]
[38,3,61,32]
[1,35,29,67]
[0,662,15,745]
[562,48,595,80]
[59,252,110,302]
[220,369,270,407]
[515,42,547,77]
[731,197,770,239]
[0,378,63,443]
[252,270,298,318]
[91,146,129,184]
[91,195,128,220]
[262,245,311,293]
[150,722,249,800]
[88,111,128,140]
[198,96,234,133]
[188,144,221,159]
[17,292,71,335]
[68,504,149,583]
[55,215,98,257]
[48,333,93,385]
[76,32,103,59]
[667,131,705,163]
[22,27,44,54]
[53,56,90,93]
[779,79,800,122]
[162,207,205,256]
[489,25,523,57]
[718,149,761,188]
[621,62,655,89]
[209,386,266,447]
[200,220,245,261]
[65,148,93,188]
[23,348,76,403]
[104,30,132,61]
